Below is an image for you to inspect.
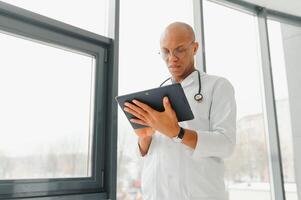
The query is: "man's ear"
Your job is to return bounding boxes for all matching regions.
[193,42,199,55]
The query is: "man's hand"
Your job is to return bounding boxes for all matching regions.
[134,127,155,138]
[124,96,180,138]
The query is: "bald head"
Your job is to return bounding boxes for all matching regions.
[159,22,199,83]
[160,22,195,44]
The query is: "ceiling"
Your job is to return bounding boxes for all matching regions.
[241,0,301,17]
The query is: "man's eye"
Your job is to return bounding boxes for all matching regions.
[175,48,185,53]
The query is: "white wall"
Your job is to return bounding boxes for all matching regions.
[281,22,301,199]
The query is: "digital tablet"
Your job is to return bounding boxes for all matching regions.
[115,83,194,129]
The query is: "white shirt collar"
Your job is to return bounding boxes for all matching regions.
[171,70,205,88]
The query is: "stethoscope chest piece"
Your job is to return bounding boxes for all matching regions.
[194,93,203,102]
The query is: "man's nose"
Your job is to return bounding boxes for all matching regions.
[168,52,179,62]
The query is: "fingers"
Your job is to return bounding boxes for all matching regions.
[130,118,149,126]
[124,108,146,122]
[132,100,156,116]
[163,96,175,116]
[163,96,171,111]
[124,102,148,119]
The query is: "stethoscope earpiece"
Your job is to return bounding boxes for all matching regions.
[160,69,203,103]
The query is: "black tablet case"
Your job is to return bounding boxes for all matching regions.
[115,83,194,129]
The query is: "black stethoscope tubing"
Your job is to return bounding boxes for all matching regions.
[159,69,203,102]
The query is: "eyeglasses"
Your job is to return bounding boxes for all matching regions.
[159,41,195,59]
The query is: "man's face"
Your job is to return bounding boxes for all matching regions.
[160,33,198,81]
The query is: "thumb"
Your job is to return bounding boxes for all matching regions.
[163,96,172,111]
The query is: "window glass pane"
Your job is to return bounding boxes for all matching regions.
[268,19,299,200]
[203,1,272,199]
[0,31,95,179]
[118,0,193,198]
[2,0,109,36]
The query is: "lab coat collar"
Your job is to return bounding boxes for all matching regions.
[171,70,205,88]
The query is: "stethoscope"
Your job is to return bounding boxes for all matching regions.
[159,69,203,102]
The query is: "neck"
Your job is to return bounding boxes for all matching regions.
[173,67,196,83]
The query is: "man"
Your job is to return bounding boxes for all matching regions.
[124,22,236,200]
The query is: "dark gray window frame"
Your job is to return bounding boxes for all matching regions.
[198,0,301,200]
[0,1,118,200]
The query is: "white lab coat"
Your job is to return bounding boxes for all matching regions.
[138,70,237,200]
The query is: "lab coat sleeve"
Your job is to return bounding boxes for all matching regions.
[192,78,237,159]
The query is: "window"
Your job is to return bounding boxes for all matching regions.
[1,0,109,36]
[0,30,95,179]
[268,19,299,200]
[0,2,115,199]
[203,1,272,199]
[118,0,193,198]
